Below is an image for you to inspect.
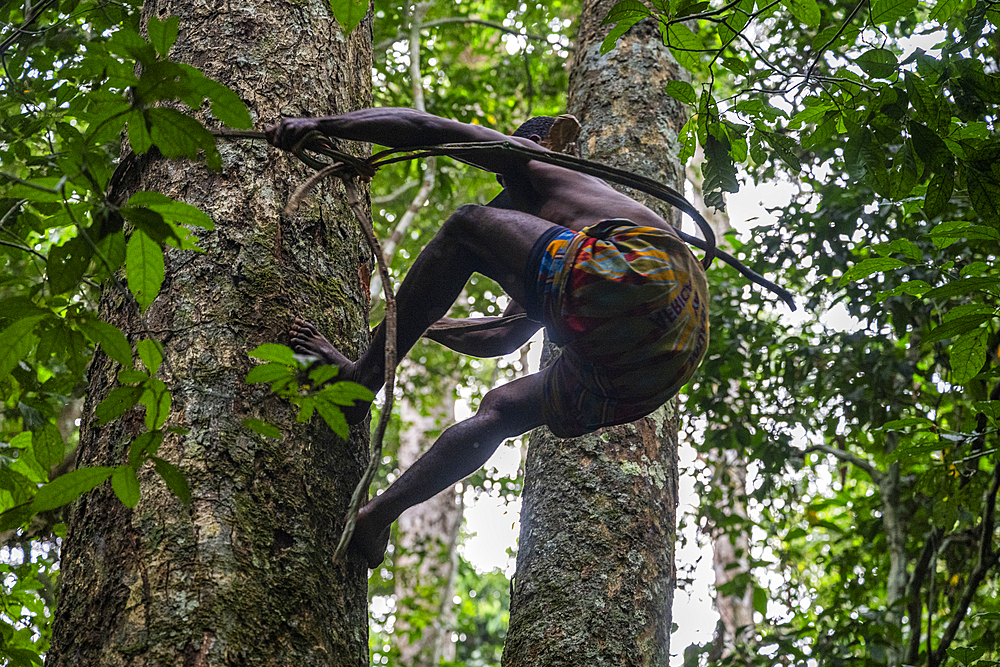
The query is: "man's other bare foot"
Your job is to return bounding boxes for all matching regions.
[350,504,391,569]
[289,318,372,424]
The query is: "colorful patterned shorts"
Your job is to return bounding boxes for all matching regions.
[525,219,709,438]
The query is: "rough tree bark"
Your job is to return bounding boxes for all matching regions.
[47,1,374,665]
[503,4,690,665]
[392,389,462,667]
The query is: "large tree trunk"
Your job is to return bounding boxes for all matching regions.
[47,2,373,665]
[503,4,690,666]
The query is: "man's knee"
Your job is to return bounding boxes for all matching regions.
[441,204,486,236]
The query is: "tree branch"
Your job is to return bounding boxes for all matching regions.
[800,443,881,481]
[375,16,558,54]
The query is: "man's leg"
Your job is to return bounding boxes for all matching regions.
[350,372,547,567]
[290,204,559,421]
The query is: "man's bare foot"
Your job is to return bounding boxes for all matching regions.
[350,504,391,569]
[289,318,373,424]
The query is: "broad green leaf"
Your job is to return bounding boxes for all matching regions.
[966,167,1000,226]
[77,319,133,368]
[137,339,164,374]
[870,0,917,25]
[855,48,897,78]
[247,363,294,384]
[909,122,950,170]
[703,131,739,209]
[96,386,145,424]
[147,107,221,169]
[111,465,141,508]
[152,457,191,503]
[786,0,820,27]
[140,378,171,430]
[129,191,214,230]
[924,314,992,343]
[126,230,165,312]
[31,467,115,512]
[147,15,180,57]
[322,381,375,404]
[32,423,65,473]
[929,219,1000,247]
[905,72,948,131]
[929,0,961,21]
[840,257,907,284]
[664,22,703,72]
[923,277,1000,300]
[315,399,350,439]
[309,364,340,385]
[872,238,923,261]
[47,236,94,295]
[128,109,153,154]
[923,168,954,219]
[129,431,164,468]
[122,206,182,246]
[0,505,37,534]
[244,418,282,438]
[876,280,932,302]
[946,646,987,667]
[664,80,697,105]
[249,343,298,366]
[0,315,45,378]
[328,0,369,36]
[951,329,988,384]
[602,0,651,24]
[119,369,150,384]
[601,13,645,54]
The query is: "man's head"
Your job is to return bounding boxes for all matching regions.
[513,116,557,143]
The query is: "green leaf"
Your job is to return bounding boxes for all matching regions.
[966,167,1000,226]
[140,378,172,430]
[32,423,65,473]
[601,13,645,54]
[121,206,182,246]
[0,315,45,378]
[752,585,768,615]
[855,48,897,78]
[929,0,961,21]
[126,230,165,312]
[137,338,164,374]
[96,386,145,424]
[128,191,214,230]
[703,131,739,210]
[315,400,350,439]
[128,109,153,154]
[31,467,115,512]
[147,15,180,57]
[924,314,991,343]
[309,364,340,385]
[77,319,133,368]
[664,80,697,105]
[147,107,220,168]
[328,0,369,36]
[923,277,1000,300]
[321,381,375,404]
[840,257,908,284]
[905,72,948,132]
[111,465,141,508]
[870,0,917,25]
[786,0,820,27]
[119,369,150,384]
[248,343,298,366]
[929,219,1000,247]
[951,329,988,384]
[923,168,954,219]
[909,122,950,171]
[244,418,282,438]
[129,431,164,468]
[664,22,703,71]
[47,236,94,295]
[152,457,190,503]
[247,363,294,384]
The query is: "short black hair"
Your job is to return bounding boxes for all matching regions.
[512,116,556,140]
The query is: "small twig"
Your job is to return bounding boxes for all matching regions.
[800,443,881,482]
[374,16,558,53]
[372,179,420,204]
[333,176,397,562]
[804,0,868,85]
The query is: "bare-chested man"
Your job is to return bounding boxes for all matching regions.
[266,108,709,567]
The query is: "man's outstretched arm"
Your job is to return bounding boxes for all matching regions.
[423,313,541,358]
[266,107,543,175]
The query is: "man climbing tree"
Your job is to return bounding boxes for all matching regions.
[266,107,710,567]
